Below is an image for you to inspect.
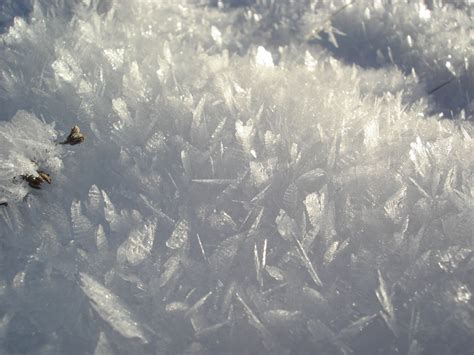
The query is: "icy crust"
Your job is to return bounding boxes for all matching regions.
[0,1,473,354]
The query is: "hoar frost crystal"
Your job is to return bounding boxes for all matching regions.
[0,0,472,354]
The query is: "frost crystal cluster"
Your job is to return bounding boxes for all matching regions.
[0,0,472,354]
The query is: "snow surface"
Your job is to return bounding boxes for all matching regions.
[0,0,473,354]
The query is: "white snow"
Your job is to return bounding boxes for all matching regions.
[0,0,472,354]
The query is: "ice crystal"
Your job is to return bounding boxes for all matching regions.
[0,0,472,354]
[79,273,148,344]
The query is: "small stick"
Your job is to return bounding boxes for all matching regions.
[428,77,455,95]
[329,0,358,20]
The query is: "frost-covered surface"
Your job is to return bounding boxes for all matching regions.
[0,0,473,354]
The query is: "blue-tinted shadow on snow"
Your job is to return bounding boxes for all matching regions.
[0,0,32,34]
[0,0,114,34]
[312,10,473,120]
[315,35,472,120]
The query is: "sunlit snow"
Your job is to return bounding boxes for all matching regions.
[0,0,472,354]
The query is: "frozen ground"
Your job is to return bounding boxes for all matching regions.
[0,0,473,354]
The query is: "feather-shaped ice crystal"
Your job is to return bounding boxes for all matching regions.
[117,221,156,266]
[79,273,148,344]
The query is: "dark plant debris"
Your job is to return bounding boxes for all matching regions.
[60,125,85,145]
[21,171,51,189]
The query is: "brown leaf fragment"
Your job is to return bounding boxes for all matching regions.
[21,170,52,189]
[21,174,44,189]
[37,171,52,184]
[61,125,85,145]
